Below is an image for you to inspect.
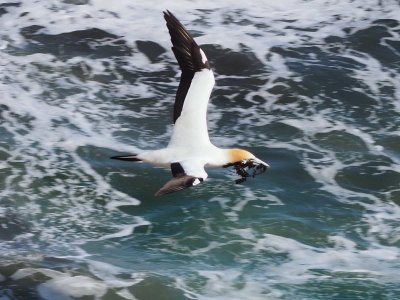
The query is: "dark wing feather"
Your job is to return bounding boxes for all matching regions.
[163,10,211,123]
[155,162,203,196]
[155,175,199,196]
[110,154,141,161]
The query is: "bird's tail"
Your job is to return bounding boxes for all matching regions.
[110,154,142,161]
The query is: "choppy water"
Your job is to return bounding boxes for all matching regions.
[1,0,400,299]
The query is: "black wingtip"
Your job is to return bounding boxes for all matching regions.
[163,10,176,21]
[110,155,141,162]
[163,9,212,124]
[163,9,210,72]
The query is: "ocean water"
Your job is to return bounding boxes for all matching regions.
[1,0,400,299]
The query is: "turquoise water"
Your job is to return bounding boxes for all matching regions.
[1,0,400,299]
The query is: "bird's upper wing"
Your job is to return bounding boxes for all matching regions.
[155,161,205,196]
[163,10,215,147]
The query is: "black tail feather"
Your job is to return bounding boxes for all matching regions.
[110,154,142,162]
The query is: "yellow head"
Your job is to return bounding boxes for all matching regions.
[225,148,270,169]
[228,149,255,163]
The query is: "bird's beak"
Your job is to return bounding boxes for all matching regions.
[253,157,270,169]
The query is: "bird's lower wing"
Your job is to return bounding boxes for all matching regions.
[155,161,206,196]
[155,174,202,196]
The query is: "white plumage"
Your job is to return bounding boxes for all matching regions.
[168,69,215,148]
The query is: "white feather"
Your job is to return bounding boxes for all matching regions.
[168,68,215,148]
[200,49,208,64]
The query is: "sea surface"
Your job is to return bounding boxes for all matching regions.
[1,0,400,299]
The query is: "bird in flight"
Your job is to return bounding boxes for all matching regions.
[111,10,269,196]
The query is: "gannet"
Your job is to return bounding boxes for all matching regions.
[111,10,269,196]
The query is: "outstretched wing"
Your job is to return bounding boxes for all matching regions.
[163,10,215,147]
[155,162,204,196]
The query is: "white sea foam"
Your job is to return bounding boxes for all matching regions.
[87,260,145,287]
[10,265,145,299]
[87,217,151,241]
[37,275,108,300]
[194,270,277,300]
